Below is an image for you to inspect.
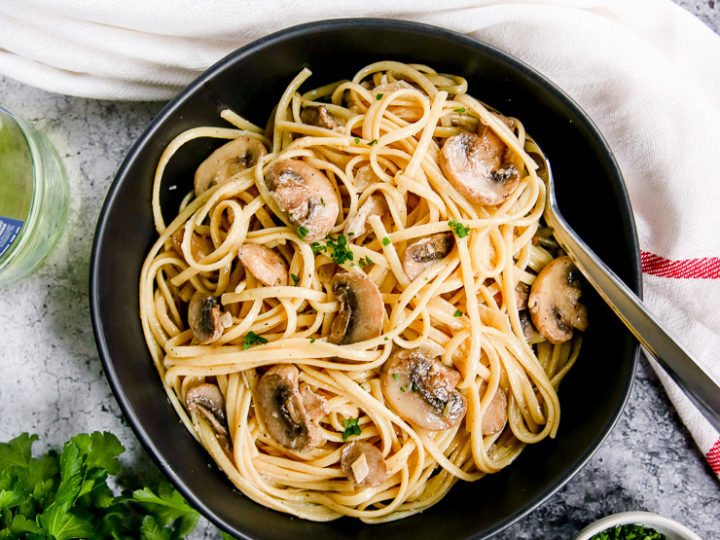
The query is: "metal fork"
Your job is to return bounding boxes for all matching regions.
[541,160,720,433]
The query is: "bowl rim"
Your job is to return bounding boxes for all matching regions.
[90,17,642,539]
[574,511,703,540]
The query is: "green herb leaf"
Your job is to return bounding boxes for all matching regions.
[392,373,399,381]
[382,237,391,246]
[296,226,309,241]
[448,219,470,238]
[365,256,374,266]
[0,433,37,469]
[243,331,268,350]
[454,309,463,317]
[454,107,466,113]
[376,93,383,100]
[291,273,300,286]
[320,197,326,207]
[309,337,316,343]
[314,234,353,265]
[131,481,200,537]
[353,137,360,144]
[341,418,362,441]
[368,139,378,146]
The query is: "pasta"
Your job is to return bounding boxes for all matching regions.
[139,61,588,523]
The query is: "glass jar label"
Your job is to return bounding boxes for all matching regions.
[0,216,24,259]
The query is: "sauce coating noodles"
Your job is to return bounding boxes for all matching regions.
[139,61,585,522]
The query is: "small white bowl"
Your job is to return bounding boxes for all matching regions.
[575,511,703,540]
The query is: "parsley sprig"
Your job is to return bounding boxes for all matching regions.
[448,219,470,238]
[0,432,200,539]
[243,331,268,350]
[311,234,354,265]
[341,418,362,441]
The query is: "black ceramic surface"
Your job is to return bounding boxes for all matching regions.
[90,19,641,540]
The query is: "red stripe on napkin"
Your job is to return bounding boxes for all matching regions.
[641,252,720,279]
[707,438,720,476]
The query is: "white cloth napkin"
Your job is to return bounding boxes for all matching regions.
[2,0,719,477]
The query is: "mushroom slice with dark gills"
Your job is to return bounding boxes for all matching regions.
[186,383,232,451]
[402,232,454,281]
[301,104,337,130]
[341,441,387,488]
[188,292,230,345]
[478,383,508,436]
[344,194,388,238]
[381,348,467,431]
[329,271,385,345]
[194,136,267,195]
[439,125,520,205]
[255,365,323,452]
[170,227,214,261]
[528,256,588,344]
[237,243,288,287]
[265,159,340,243]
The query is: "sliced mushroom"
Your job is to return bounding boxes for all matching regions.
[519,309,542,343]
[301,105,337,130]
[439,127,520,205]
[344,194,388,238]
[329,271,385,345]
[171,227,214,261]
[188,292,227,345]
[527,256,588,344]
[341,441,387,488]
[515,282,530,310]
[353,164,382,193]
[186,383,231,451]
[255,364,322,452]
[403,232,454,281]
[265,159,339,243]
[299,383,328,421]
[381,348,467,431]
[194,136,267,195]
[237,244,288,287]
[478,383,507,436]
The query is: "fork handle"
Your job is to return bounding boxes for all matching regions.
[547,211,720,434]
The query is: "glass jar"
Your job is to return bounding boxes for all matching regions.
[0,106,69,286]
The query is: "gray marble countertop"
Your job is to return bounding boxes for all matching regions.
[1,3,719,539]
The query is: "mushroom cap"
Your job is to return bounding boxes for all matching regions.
[381,348,467,431]
[528,256,588,344]
[519,309,542,343]
[265,159,339,243]
[329,271,385,345]
[237,243,288,287]
[478,383,508,436]
[187,292,224,345]
[171,227,214,261]
[255,365,322,452]
[340,441,387,488]
[402,232,454,281]
[439,128,520,205]
[301,105,337,130]
[194,136,267,195]
[185,383,231,451]
[344,194,389,239]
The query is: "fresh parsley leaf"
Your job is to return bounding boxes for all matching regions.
[454,107,466,113]
[353,137,360,144]
[131,481,200,537]
[296,226,309,241]
[71,432,124,476]
[310,242,326,254]
[382,237,391,246]
[365,256,374,266]
[309,337,316,343]
[243,331,268,350]
[454,309,463,317]
[590,524,666,540]
[376,93,383,100]
[392,373,399,381]
[320,197,325,207]
[291,273,300,285]
[448,219,470,238]
[312,235,353,265]
[0,433,37,469]
[139,514,173,540]
[368,139,378,146]
[358,258,366,268]
[341,418,362,441]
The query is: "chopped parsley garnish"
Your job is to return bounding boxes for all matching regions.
[400,386,407,392]
[454,107,466,113]
[243,331,268,350]
[341,418,362,441]
[365,256,374,265]
[309,337,316,343]
[382,237,391,246]
[454,309,463,317]
[392,373,399,381]
[590,524,666,540]
[411,383,419,392]
[384,337,389,341]
[358,255,374,268]
[297,226,309,241]
[320,197,325,207]
[310,234,354,265]
[376,93,383,100]
[358,258,366,268]
[291,273,300,285]
[311,242,326,254]
[353,137,360,144]
[368,139,378,146]
[448,219,470,238]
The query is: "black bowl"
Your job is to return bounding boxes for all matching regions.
[90,18,641,540]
